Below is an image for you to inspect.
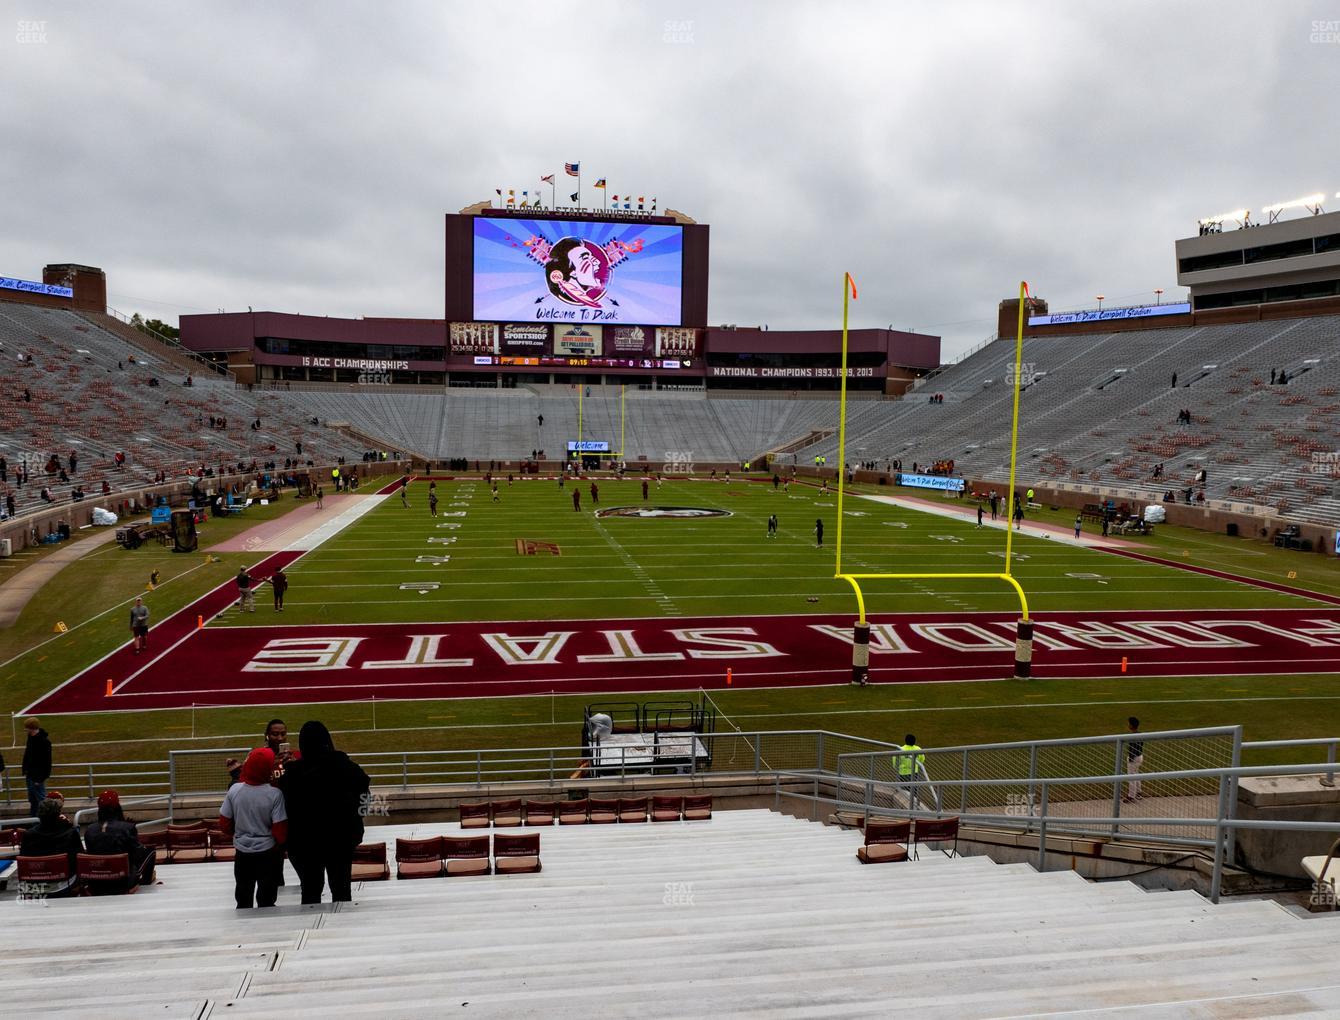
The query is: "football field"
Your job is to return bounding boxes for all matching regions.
[23,474,1340,721]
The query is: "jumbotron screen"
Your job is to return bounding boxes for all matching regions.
[471,216,684,326]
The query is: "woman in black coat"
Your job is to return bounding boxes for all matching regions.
[278,721,371,904]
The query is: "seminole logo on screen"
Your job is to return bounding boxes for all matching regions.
[596,506,733,519]
[473,217,684,325]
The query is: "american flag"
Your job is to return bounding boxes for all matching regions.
[564,162,580,176]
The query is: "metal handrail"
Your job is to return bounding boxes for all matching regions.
[1245,738,1337,786]
[103,306,234,381]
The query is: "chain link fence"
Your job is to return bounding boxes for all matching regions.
[836,726,1240,842]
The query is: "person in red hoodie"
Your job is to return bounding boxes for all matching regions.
[218,747,288,908]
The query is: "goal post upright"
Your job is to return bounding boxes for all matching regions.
[833,276,1034,681]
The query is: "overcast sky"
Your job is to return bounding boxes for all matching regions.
[3,1,1338,358]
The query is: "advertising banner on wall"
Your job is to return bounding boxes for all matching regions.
[552,323,603,357]
[500,323,549,355]
[606,325,653,355]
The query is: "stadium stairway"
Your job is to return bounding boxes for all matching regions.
[4,809,1337,1018]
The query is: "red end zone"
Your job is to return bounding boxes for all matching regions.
[28,606,1340,713]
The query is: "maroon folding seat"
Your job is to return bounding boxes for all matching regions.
[682,795,713,821]
[351,842,390,882]
[395,836,444,879]
[523,801,557,826]
[651,796,683,822]
[588,798,619,824]
[856,820,910,864]
[493,832,541,874]
[459,801,491,829]
[558,799,589,825]
[442,835,491,876]
[618,797,649,823]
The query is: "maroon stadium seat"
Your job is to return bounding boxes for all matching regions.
[442,835,491,876]
[588,798,619,823]
[459,801,491,829]
[524,801,557,826]
[165,825,209,864]
[352,842,390,882]
[77,852,139,894]
[559,799,589,825]
[682,795,713,821]
[490,799,523,827]
[913,816,960,859]
[618,797,649,823]
[493,832,541,874]
[395,836,444,879]
[856,820,910,864]
[651,796,683,822]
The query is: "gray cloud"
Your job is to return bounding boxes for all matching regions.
[2,0,1337,356]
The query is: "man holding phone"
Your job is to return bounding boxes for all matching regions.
[226,719,297,785]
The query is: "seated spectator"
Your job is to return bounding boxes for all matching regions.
[40,487,53,503]
[82,789,156,888]
[20,798,82,897]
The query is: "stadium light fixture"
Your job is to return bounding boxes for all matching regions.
[1197,209,1248,226]
[1095,295,1105,311]
[1262,193,1327,222]
[1154,288,1164,305]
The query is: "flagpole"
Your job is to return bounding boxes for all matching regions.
[550,182,555,209]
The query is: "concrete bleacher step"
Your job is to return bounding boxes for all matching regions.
[5,810,1337,1018]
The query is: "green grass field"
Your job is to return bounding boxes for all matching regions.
[1,472,1337,770]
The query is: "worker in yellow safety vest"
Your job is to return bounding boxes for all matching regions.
[895,734,924,780]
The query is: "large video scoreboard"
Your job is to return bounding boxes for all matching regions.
[445,210,709,330]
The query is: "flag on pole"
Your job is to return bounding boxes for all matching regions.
[508,189,515,196]
[570,191,580,203]
[495,188,502,196]
[611,194,618,202]
[593,178,606,189]
[652,197,657,210]
[564,162,580,176]
[845,272,858,301]
[540,174,554,185]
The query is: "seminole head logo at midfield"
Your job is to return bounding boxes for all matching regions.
[523,234,645,310]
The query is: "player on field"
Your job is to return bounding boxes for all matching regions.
[642,478,649,500]
[590,481,599,505]
[572,488,581,512]
[977,504,984,528]
[814,518,824,548]
[492,482,500,503]
[767,514,778,539]
[400,479,410,508]
[428,490,438,517]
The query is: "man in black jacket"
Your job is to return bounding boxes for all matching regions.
[83,789,156,889]
[20,798,81,897]
[22,717,52,818]
[279,721,371,904]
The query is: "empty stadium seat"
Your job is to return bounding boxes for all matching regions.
[913,816,960,860]
[165,826,210,864]
[683,795,713,821]
[588,798,619,824]
[618,797,648,823]
[523,801,557,826]
[492,832,541,874]
[558,799,589,824]
[458,802,490,829]
[490,799,523,827]
[351,842,390,882]
[651,795,683,822]
[442,835,491,876]
[394,837,444,879]
[856,820,910,864]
